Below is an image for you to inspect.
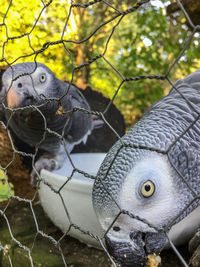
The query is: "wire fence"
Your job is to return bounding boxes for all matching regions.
[0,0,200,266]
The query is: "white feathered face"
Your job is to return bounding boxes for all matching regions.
[99,153,181,232]
[2,63,56,108]
[119,154,178,229]
[96,152,188,266]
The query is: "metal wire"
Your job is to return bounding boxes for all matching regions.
[0,0,199,266]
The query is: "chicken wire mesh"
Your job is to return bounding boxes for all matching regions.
[0,0,200,266]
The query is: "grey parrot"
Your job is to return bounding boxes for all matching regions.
[92,70,200,266]
[1,62,101,185]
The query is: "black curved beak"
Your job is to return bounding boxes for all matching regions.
[105,232,146,267]
[105,231,166,267]
[22,92,36,106]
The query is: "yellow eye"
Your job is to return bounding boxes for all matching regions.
[141,180,155,198]
[40,73,46,83]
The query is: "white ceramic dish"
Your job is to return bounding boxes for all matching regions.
[38,153,106,248]
[39,153,200,249]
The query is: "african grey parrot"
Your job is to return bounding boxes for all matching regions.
[92,70,200,266]
[1,62,101,185]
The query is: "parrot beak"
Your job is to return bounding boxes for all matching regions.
[105,231,166,266]
[7,87,23,108]
[105,233,146,267]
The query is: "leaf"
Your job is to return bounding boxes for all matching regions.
[0,170,14,202]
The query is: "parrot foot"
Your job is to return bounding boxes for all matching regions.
[189,229,200,267]
[30,157,57,187]
[30,151,65,188]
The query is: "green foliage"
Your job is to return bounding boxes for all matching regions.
[0,170,14,202]
[1,1,200,127]
[0,0,75,77]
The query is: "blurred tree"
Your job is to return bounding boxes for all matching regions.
[0,0,75,75]
[0,0,200,127]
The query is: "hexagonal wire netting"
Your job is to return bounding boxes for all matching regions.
[0,0,200,266]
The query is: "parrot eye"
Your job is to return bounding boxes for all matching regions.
[141,180,155,198]
[40,73,47,83]
[17,82,22,88]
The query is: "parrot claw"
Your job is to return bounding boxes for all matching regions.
[30,148,66,188]
[189,229,200,267]
[30,157,57,188]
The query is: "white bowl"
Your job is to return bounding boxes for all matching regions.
[38,153,106,248]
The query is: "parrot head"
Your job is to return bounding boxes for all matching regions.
[1,62,103,150]
[93,144,196,266]
[2,62,61,109]
[92,70,200,265]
